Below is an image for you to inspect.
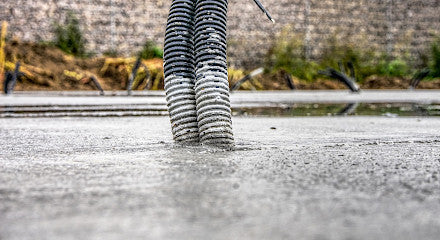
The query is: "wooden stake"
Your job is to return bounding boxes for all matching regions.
[0,21,8,84]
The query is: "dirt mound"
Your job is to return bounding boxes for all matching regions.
[233,72,350,91]
[361,76,409,89]
[418,79,440,88]
[360,75,440,89]
[2,40,163,91]
[2,40,439,91]
[233,72,440,91]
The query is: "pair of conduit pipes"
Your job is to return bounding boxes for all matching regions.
[164,0,273,147]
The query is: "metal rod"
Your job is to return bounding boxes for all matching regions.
[231,67,264,92]
[90,76,104,95]
[9,62,20,92]
[127,57,142,95]
[252,0,275,23]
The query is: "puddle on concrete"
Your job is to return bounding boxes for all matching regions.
[232,103,440,117]
[0,102,439,118]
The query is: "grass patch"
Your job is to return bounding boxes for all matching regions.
[139,40,163,59]
[264,27,318,81]
[264,28,417,82]
[429,36,440,78]
[53,12,87,57]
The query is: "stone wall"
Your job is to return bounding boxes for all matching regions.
[1,0,440,68]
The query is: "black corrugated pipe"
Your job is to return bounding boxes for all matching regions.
[410,69,430,90]
[164,0,199,143]
[164,0,273,146]
[318,62,360,93]
[194,0,234,146]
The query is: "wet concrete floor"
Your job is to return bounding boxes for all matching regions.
[2,90,440,106]
[1,90,439,118]
[1,114,440,239]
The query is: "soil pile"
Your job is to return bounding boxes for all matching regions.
[237,73,440,91]
[2,40,164,91]
[2,40,440,91]
[362,75,440,89]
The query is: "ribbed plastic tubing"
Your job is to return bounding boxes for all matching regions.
[164,0,234,146]
[194,0,234,146]
[164,0,199,143]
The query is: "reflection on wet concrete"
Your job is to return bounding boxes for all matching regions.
[233,103,440,117]
[1,90,440,117]
[1,102,439,118]
[337,103,359,116]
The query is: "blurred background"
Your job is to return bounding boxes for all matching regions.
[1,0,440,91]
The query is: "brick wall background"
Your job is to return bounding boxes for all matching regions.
[1,0,439,68]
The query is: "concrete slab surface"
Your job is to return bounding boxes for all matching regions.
[1,116,440,240]
[2,90,440,107]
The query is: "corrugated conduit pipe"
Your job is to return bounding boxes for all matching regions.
[194,0,233,146]
[164,0,234,146]
[164,0,199,143]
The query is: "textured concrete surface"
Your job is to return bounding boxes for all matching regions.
[2,90,440,106]
[1,116,439,240]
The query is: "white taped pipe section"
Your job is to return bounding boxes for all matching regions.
[164,75,199,142]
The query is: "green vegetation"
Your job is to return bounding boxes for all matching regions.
[319,35,379,80]
[429,36,440,78]
[263,29,440,82]
[103,49,119,58]
[139,40,163,59]
[376,58,409,77]
[52,13,164,60]
[265,28,318,81]
[53,13,86,57]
